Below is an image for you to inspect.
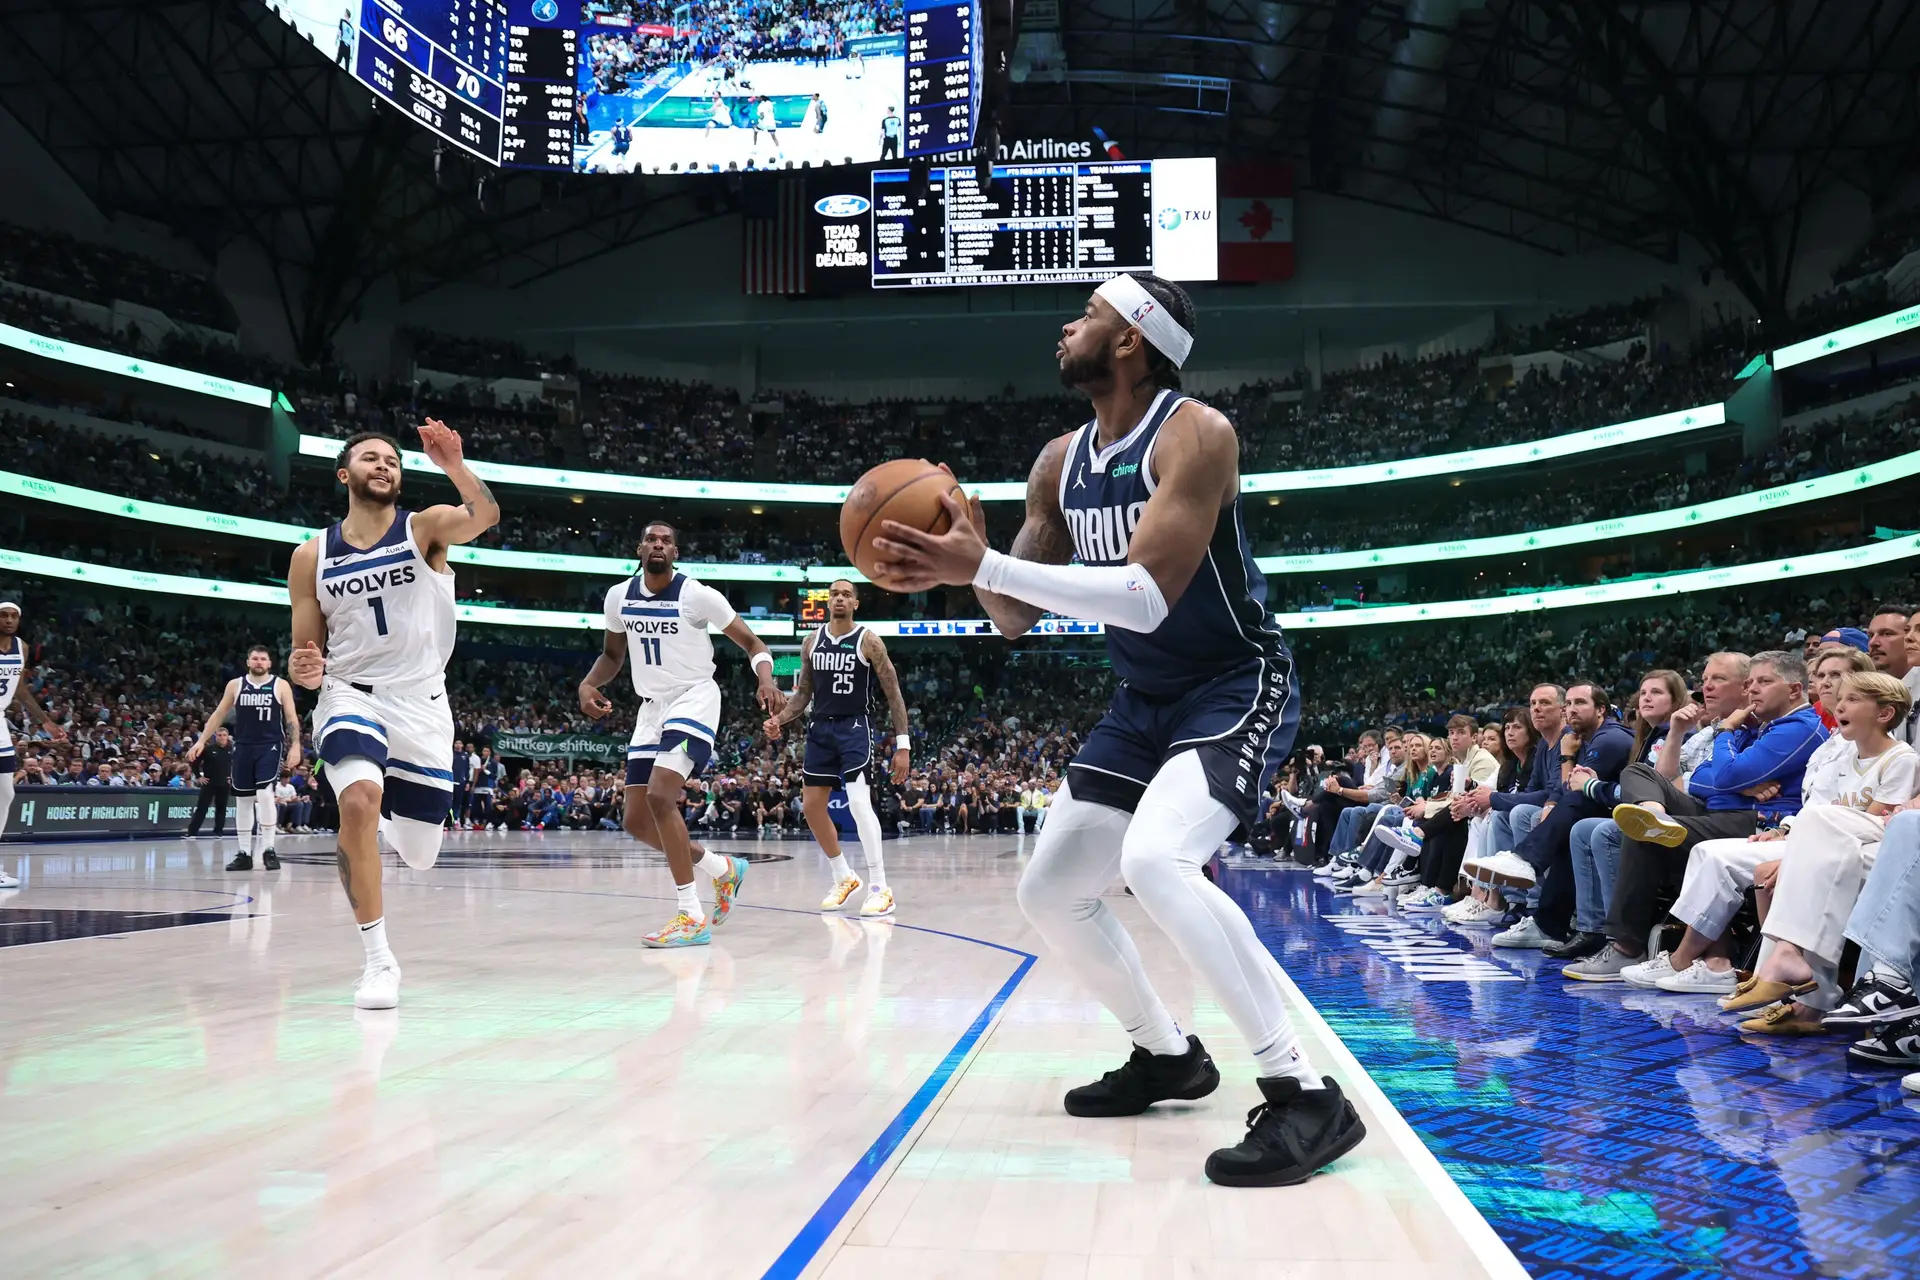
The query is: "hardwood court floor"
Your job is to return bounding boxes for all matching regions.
[0,832,1520,1280]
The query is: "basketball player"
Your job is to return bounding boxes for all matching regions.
[871,272,1366,1187]
[762,578,911,918]
[0,602,66,888]
[186,645,301,872]
[287,423,500,1010]
[578,521,785,948]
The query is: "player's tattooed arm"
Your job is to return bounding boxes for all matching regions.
[863,630,911,737]
[413,418,502,552]
[186,678,242,761]
[768,634,815,735]
[976,433,1076,638]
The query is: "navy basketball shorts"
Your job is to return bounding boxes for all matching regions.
[229,743,282,795]
[1067,653,1299,838]
[803,715,872,788]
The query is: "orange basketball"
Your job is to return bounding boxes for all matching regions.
[840,458,961,592]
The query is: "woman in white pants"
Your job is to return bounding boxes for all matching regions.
[1730,673,1918,1031]
[1626,669,1914,1001]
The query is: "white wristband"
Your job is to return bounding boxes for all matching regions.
[895,735,911,751]
[971,548,1170,633]
[750,652,773,674]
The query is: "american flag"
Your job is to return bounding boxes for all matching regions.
[741,177,809,296]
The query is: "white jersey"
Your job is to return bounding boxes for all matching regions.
[0,635,21,717]
[315,509,456,685]
[603,571,736,701]
[1812,740,1919,812]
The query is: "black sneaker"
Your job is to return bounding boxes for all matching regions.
[1846,1016,1920,1067]
[1205,1075,1367,1187]
[1064,1035,1220,1117]
[262,849,281,871]
[1541,930,1608,961]
[1823,973,1918,1028]
[225,852,253,872]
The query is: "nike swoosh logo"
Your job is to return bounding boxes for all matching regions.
[431,693,445,701]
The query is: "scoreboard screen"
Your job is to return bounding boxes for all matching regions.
[903,0,982,158]
[351,0,509,163]
[811,157,1217,289]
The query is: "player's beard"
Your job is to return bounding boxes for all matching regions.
[1058,347,1113,393]
[348,473,399,510]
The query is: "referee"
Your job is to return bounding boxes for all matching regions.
[187,728,234,839]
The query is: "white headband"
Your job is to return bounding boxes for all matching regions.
[1094,275,1193,368]
[0,601,18,614]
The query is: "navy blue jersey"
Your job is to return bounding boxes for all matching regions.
[1057,389,1283,697]
[232,676,285,747]
[809,624,874,717]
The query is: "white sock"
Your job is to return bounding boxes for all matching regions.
[695,850,731,880]
[359,917,393,964]
[826,854,852,883]
[675,881,703,920]
[254,792,276,856]
[845,779,887,890]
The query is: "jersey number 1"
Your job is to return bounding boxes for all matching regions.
[637,637,663,664]
[368,595,389,637]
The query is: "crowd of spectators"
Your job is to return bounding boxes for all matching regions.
[0,222,236,332]
[1272,589,1920,1080]
[1496,296,1660,355]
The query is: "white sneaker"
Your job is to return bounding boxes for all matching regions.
[1621,950,1678,989]
[354,958,402,1010]
[1401,888,1449,914]
[1902,1071,1919,1095]
[0,870,18,889]
[1351,877,1390,898]
[821,875,863,911]
[1465,851,1537,886]
[859,887,896,918]
[1492,916,1551,949]
[1655,959,1738,994]
[1449,898,1507,927]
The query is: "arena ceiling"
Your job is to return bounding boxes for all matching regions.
[0,0,1913,358]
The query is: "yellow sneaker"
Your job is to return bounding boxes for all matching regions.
[859,887,896,918]
[642,912,712,948]
[1612,804,1687,848]
[820,875,863,912]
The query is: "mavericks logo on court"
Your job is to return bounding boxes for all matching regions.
[814,194,871,218]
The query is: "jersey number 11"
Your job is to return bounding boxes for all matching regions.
[637,637,663,665]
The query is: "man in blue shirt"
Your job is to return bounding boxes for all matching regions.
[1568,650,1827,982]
[1471,681,1634,951]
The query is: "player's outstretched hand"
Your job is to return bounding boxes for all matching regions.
[418,418,465,470]
[289,640,326,690]
[579,683,613,720]
[872,490,987,592]
[756,680,786,716]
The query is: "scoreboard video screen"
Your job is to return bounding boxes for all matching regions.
[903,0,982,158]
[337,0,920,172]
[806,157,1219,291]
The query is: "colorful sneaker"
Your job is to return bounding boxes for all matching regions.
[710,855,749,926]
[859,887,896,918]
[821,875,863,912]
[642,912,712,948]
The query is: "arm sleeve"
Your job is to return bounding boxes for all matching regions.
[1688,719,1827,798]
[972,549,1169,634]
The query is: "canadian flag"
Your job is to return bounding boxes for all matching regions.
[1217,163,1295,281]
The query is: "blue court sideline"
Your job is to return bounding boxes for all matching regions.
[1221,864,1920,1280]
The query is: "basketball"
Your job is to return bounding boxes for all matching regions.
[840,458,962,591]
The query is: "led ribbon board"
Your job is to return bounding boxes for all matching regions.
[6,536,1913,634]
[295,401,1725,504]
[15,448,1920,583]
[1773,303,1920,370]
[0,323,274,407]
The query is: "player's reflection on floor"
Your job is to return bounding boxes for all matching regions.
[275,848,797,870]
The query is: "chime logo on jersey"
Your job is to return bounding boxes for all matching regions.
[1065,501,1148,564]
[324,563,417,598]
